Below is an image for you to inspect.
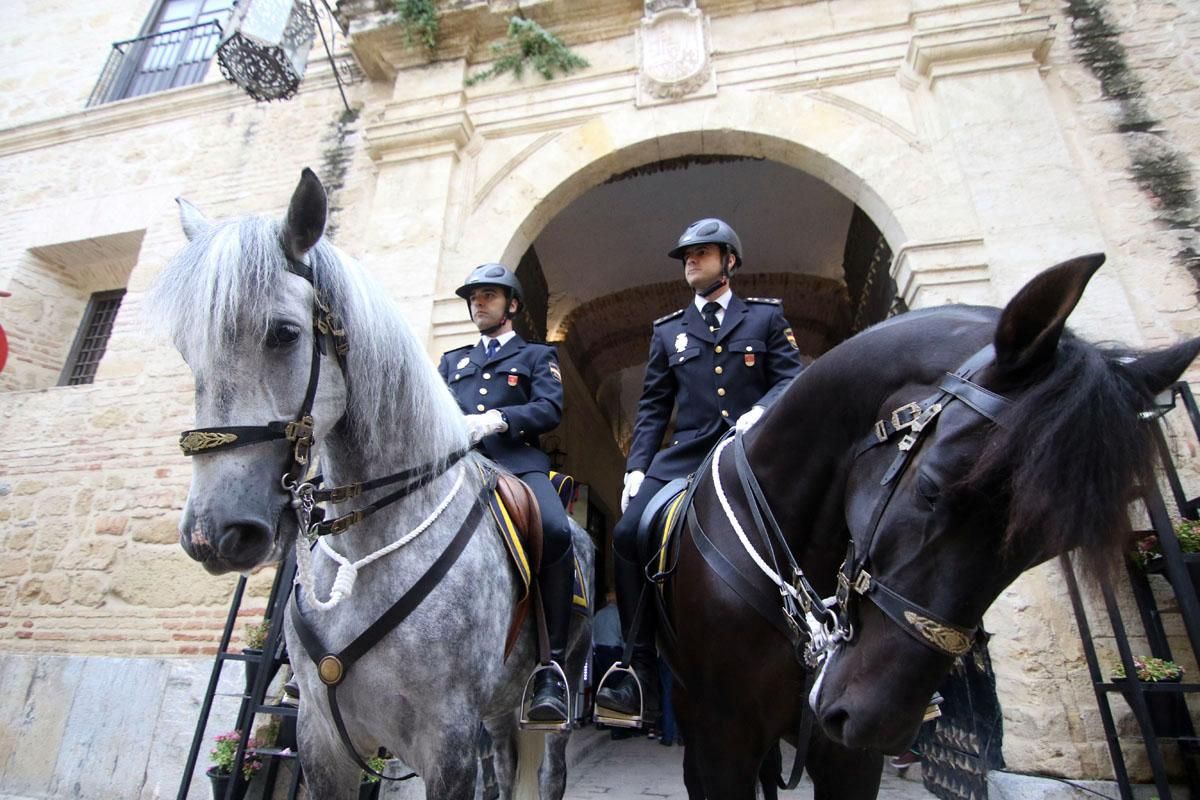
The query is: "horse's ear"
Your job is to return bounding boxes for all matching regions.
[1122,338,1200,395]
[284,168,328,259]
[176,197,211,242]
[993,253,1106,375]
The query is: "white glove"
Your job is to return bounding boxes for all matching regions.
[735,405,765,433]
[621,470,645,513]
[464,410,507,445]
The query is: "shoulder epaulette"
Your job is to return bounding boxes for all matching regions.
[654,309,685,325]
[746,297,783,306]
[444,342,473,355]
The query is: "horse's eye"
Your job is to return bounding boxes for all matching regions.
[265,322,302,349]
[916,472,941,507]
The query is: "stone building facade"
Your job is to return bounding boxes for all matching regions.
[1,0,1199,797]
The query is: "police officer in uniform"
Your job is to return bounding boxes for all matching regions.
[595,218,804,722]
[438,263,575,724]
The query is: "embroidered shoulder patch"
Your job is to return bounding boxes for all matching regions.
[784,328,799,350]
[549,362,562,383]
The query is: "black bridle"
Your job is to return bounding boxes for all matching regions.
[833,344,1009,658]
[718,344,1010,665]
[175,247,478,782]
[176,252,468,539]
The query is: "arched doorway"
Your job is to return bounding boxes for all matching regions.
[501,153,900,597]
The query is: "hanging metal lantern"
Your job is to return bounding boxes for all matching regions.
[217,0,317,102]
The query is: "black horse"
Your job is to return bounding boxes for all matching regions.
[665,254,1200,799]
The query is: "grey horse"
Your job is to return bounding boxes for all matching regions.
[151,169,593,800]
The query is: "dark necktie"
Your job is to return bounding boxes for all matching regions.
[702,302,721,333]
[486,339,501,360]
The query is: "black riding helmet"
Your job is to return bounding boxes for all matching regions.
[667,218,743,272]
[455,263,524,316]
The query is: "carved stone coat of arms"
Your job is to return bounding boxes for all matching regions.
[637,1,716,106]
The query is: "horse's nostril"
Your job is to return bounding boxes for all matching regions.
[219,522,271,559]
[822,706,850,739]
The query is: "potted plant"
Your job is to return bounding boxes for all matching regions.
[359,754,388,800]
[1132,520,1200,571]
[1112,656,1188,737]
[207,730,263,800]
[241,617,271,697]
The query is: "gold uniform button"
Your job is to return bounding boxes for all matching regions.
[479,388,488,395]
[721,409,730,417]
[717,388,726,397]
[715,345,723,354]
[483,372,491,380]
[715,366,724,375]
[476,404,486,412]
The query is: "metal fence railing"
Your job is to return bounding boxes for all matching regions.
[87,20,223,107]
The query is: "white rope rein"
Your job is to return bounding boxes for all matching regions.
[711,436,842,658]
[295,465,467,611]
[711,437,802,600]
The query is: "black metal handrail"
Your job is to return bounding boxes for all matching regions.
[88,20,223,107]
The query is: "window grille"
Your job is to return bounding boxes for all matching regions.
[87,0,235,106]
[60,290,125,386]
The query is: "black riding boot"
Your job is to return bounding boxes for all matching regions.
[595,552,660,722]
[527,549,575,723]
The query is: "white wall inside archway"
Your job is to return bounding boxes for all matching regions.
[534,157,854,326]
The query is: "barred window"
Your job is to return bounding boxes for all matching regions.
[59,290,125,386]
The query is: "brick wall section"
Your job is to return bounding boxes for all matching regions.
[0,62,372,655]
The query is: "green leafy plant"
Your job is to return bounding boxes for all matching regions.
[243,618,271,650]
[363,754,388,784]
[394,0,439,51]
[1112,655,1185,682]
[1130,519,1200,568]
[209,730,264,780]
[465,17,589,87]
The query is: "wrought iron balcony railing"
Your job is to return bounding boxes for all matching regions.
[88,21,223,107]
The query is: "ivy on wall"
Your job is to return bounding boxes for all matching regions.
[391,1,587,86]
[1066,0,1200,282]
[394,0,439,51]
[465,17,589,86]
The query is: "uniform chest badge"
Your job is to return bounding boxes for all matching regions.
[744,354,756,367]
[675,333,688,353]
[508,374,519,386]
[456,356,470,369]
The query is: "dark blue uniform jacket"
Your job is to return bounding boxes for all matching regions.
[627,295,804,481]
[438,335,563,476]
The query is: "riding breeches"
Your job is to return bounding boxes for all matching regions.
[612,475,668,564]
[517,470,574,564]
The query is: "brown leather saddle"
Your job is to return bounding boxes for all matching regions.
[493,471,545,658]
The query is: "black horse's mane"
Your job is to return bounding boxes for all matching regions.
[963,332,1154,579]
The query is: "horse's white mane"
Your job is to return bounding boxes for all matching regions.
[149,213,468,465]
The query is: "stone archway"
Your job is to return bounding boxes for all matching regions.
[439,88,993,330]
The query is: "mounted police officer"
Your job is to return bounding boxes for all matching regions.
[438,263,575,725]
[595,218,804,724]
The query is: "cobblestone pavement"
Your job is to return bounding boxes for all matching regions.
[562,728,937,799]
